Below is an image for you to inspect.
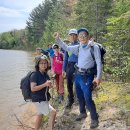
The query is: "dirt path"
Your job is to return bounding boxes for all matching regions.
[53,103,128,130]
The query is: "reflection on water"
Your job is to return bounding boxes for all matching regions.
[0,49,34,129]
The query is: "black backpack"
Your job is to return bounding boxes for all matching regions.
[20,71,34,101]
[90,43,106,74]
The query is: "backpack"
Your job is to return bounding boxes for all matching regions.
[20,71,34,101]
[90,43,106,74]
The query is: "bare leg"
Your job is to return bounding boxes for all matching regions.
[48,109,56,130]
[35,115,43,130]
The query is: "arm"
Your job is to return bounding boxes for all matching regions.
[30,73,52,92]
[31,80,51,92]
[56,38,79,55]
[93,45,102,85]
[54,32,79,55]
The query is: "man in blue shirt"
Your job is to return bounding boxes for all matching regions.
[54,28,102,129]
[62,29,79,109]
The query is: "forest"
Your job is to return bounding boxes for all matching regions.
[0,0,130,82]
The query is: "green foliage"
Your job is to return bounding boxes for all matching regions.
[104,0,130,82]
[95,82,130,110]
[39,0,76,47]
[75,0,112,42]
[0,29,30,50]
[26,0,56,46]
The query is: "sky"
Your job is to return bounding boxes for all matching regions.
[0,0,43,33]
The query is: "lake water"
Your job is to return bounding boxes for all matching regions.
[0,49,34,129]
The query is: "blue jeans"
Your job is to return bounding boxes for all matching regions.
[75,73,98,120]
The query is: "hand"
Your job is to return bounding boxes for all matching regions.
[90,38,94,45]
[45,80,52,88]
[51,70,55,75]
[90,37,94,41]
[62,71,66,78]
[93,79,101,86]
[53,32,60,39]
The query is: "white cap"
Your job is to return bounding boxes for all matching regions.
[68,29,78,35]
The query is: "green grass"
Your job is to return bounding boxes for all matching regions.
[94,82,130,110]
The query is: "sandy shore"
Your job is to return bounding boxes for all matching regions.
[4,102,36,130]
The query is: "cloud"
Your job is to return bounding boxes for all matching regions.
[0,6,24,17]
[0,0,44,32]
[0,0,43,11]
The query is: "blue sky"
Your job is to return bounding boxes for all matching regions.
[0,0,43,33]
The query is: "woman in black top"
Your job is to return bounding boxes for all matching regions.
[30,55,56,130]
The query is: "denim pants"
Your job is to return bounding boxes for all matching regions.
[75,73,98,120]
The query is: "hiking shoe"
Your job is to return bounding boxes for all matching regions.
[75,113,87,121]
[90,119,99,129]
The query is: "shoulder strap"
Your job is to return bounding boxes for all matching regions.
[60,53,63,61]
[90,46,95,61]
[77,45,80,55]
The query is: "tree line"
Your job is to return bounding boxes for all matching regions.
[0,0,130,82]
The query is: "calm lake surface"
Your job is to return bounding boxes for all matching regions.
[0,49,34,129]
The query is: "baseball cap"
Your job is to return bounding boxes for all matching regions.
[68,29,78,35]
[77,28,89,34]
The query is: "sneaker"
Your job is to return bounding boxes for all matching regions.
[90,119,99,129]
[75,113,87,121]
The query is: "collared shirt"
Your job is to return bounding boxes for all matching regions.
[63,41,79,71]
[56,38,102,80]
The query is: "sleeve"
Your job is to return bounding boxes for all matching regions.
[56,38,79,55]
[93,45,102,80]
[30,72,37,84]
[63,51,69,72]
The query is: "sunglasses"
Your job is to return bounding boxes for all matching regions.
[39,62,48,65]
[79,34,88,39]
